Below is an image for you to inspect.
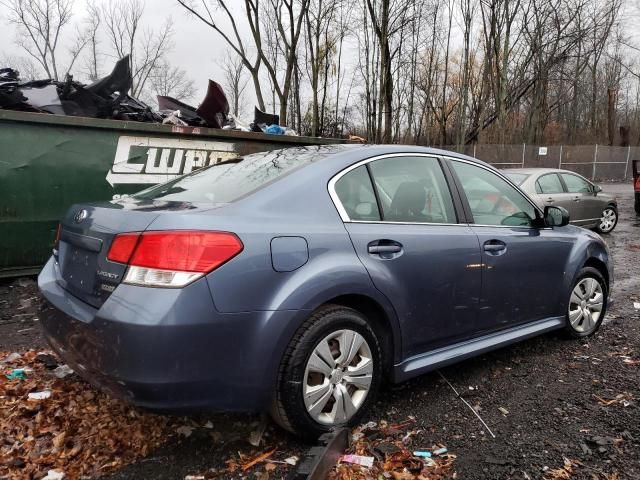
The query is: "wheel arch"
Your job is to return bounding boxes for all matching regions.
[583,257,610,290]
[318,294,399,378]
[562,236,611,311]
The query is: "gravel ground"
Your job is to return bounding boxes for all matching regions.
[1,183,638,480]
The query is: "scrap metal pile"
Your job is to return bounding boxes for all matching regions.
[0,56,291,135]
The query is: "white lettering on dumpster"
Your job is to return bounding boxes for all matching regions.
[105,136,238,186]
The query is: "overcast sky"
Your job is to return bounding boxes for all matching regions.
[0,0,251,108]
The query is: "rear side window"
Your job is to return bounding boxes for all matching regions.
[451,161,537,227]
[561,173,592,193]
[334,166,381,221]
[535,173,564,194]
[368,156,456,223]
[134,147,331,203]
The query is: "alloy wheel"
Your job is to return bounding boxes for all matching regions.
[568,278,604,333]
[599,208,617,233]
[303,329,373,425]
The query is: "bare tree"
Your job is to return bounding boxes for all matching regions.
[363,0,413,142]
[148,62,196,102]
[1,0,87,80]
[101,0,173,97]
[176,0,267,111]
[251,0,310,125]
[219,53,250,118]
[177,0,309,125]
[455,0,476,147]
[355,0,380,140]
[0,54,39,80]
[83,0,101,81]
[304,0,340,136]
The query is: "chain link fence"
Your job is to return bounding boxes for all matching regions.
[438,144,637,181]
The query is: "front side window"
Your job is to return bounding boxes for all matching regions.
[451,161,537,227]
[535,173,564,194]
[368,156,457,223]
[561,173,592,193]
[334,166,381,221]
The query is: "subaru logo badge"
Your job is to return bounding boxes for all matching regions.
[74,209,88,223]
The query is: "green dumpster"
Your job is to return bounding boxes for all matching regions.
[0,110,347,278]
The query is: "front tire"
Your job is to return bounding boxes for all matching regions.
[596,206,618,234]
[564,267,607,338]
[271,305,382,439]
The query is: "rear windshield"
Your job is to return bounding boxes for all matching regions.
[504,172,529,185]
[134,146,334,203]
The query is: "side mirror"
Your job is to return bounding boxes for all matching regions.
[594,184,602,194]
[544,206,570,227]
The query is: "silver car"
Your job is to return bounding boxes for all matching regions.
[504,168,618,233]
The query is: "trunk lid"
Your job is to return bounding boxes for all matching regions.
[56,198,206,308]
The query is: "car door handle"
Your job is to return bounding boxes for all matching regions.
[368,244,402,254]
[483,240,507,255]
[572,196,580,202]
[367,240,403,258]
[545,197,555,203]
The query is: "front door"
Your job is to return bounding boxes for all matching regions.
[560,172,603,224]
[449,160,573,329]
[331,155,482,357]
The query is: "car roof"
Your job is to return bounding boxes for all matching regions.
[285,144,495,172]
[502,167,580,176]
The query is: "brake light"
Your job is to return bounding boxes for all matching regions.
[107,231,243,288]
[107,233,141,264]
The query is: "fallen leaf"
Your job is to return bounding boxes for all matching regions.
[52,432,66,450]
[241,449,276,472]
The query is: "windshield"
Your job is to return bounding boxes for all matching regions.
[504,172,529,185]
[134,146,335,204]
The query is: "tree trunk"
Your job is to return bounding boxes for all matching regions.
[607,88,617,146]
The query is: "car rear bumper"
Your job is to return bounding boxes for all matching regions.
[38,257,307,412]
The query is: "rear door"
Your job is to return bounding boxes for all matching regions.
[331,154,482,357]
[560,173,602,224]
[448,159,573,328]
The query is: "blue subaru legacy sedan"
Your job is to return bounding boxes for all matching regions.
[39,145,612,438]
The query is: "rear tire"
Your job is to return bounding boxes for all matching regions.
[271,305,382,439]
[564,267,607,338]
[596,206,618,234]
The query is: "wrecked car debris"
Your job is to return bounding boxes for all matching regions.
[0,57,160,123]
[0,57,300,135]
[196,80,229,129]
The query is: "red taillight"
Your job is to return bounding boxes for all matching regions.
[107,233,141,264]
[107,231,243,287]
[129,231,243,272]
